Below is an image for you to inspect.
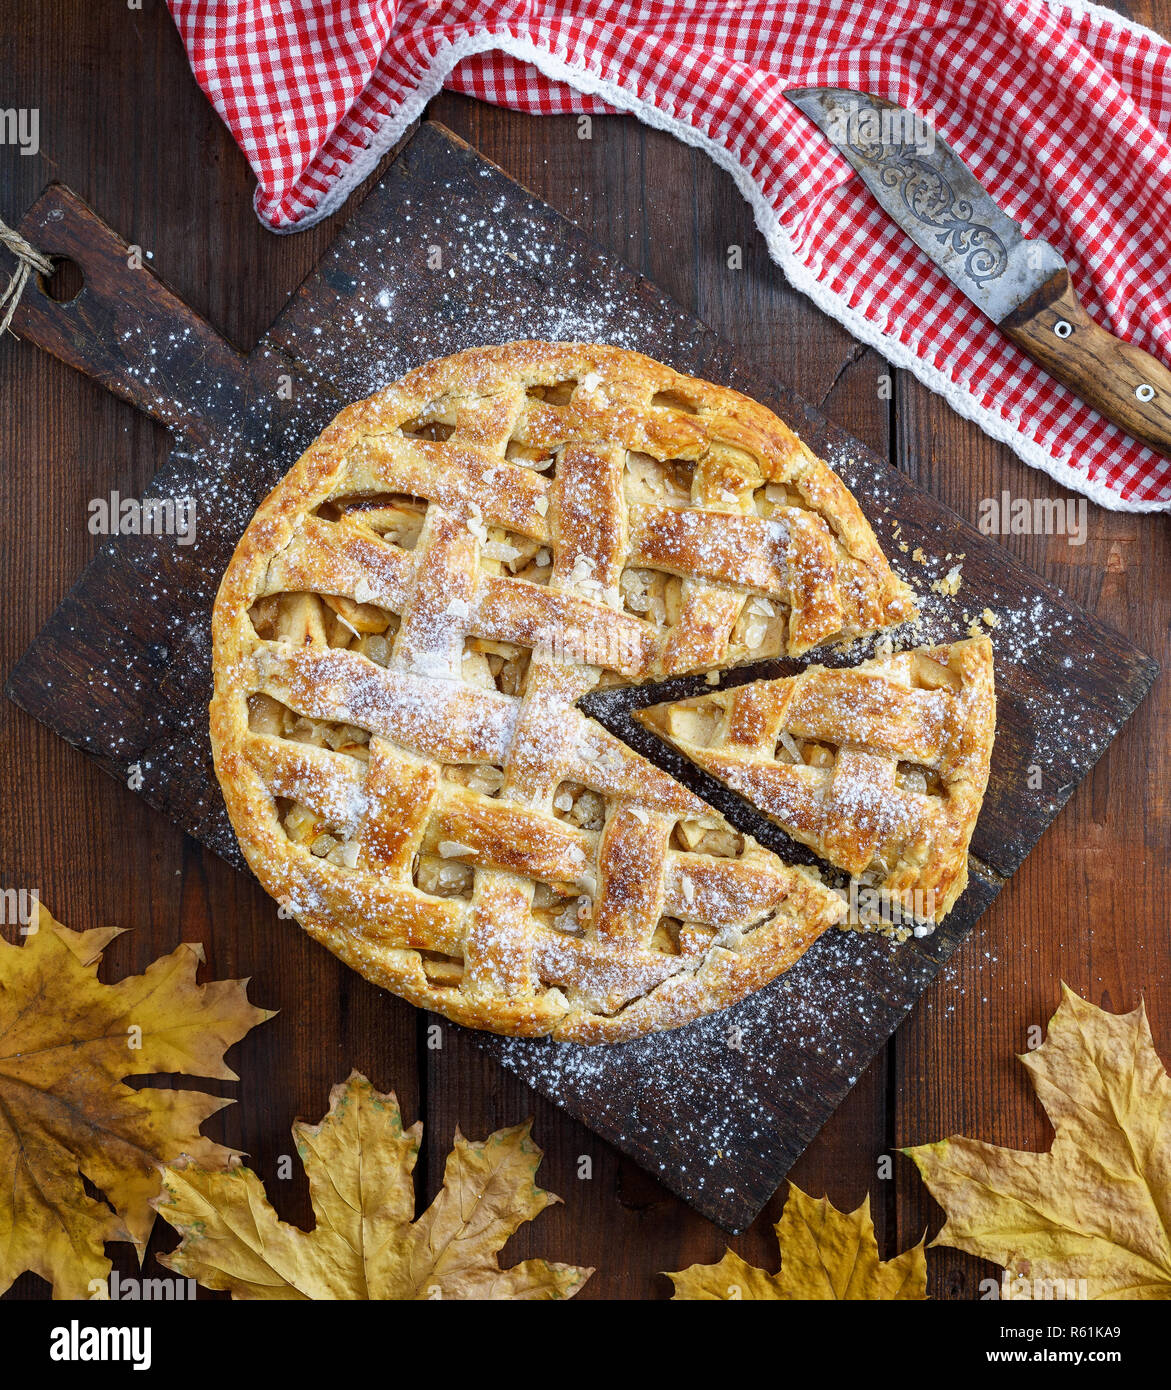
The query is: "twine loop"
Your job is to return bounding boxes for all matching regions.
[0,216,54,338]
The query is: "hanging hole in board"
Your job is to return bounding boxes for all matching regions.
[1053,319,1073,339]
[40,256,84,304]
[1135,383,1156,402]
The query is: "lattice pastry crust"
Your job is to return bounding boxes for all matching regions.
[637,638,995,924]
[211,342,918,1041]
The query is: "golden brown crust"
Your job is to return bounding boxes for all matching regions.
[211,342,920,1040]
[637,637,996,924]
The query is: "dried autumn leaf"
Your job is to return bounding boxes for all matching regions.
[905,985,1171,1300]
[666,1184,926,1299]
[155,1071,593,1299]
[0,902,272,1299]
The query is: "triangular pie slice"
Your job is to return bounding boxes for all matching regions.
[636,637,995,926]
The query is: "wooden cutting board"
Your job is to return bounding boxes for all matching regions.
[7,121,1157,1231]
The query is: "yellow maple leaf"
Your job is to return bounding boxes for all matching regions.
[155,1071,593,1299]
[0,903,272,1299]
[666,1184,926,1299]
[905,985,1171,1300]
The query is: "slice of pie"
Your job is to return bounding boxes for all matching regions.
[211,341,918,1042]
[636,637,995,927]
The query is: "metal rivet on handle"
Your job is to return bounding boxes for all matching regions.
[1053,320,1073,338]
[1136,383,1156,402]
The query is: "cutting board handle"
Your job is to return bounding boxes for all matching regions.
[10,183,250,445]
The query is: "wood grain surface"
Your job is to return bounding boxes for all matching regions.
[1,0,1168,1299]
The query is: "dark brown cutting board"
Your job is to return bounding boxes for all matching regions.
[7,121,1157,1232]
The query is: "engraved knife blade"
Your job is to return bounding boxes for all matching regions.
[783,87,1065,324]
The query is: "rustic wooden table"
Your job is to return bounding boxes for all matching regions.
[2,2,1167,1301]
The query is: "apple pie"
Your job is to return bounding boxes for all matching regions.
[210,341,920,1041]
[636,637,995,925]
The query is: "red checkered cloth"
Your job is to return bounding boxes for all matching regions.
[167,0,1171,510]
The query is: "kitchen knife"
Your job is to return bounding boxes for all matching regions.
[784,86,1171,456]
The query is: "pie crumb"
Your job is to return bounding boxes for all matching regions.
[931,563,963,597]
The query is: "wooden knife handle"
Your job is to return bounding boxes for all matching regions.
[1000,268,1171,455]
